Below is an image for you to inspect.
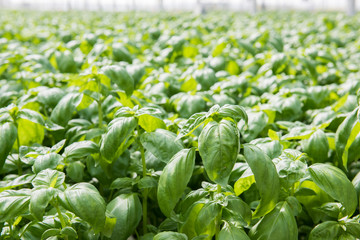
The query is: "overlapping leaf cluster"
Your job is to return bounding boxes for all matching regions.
[1,10,360,240]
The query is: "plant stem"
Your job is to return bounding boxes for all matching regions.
[215,184,222,239]
[137,126,148,234]
[14,121,22,175]
[53,201,68,240]
[140,140,148,234]
[96,76,103,129]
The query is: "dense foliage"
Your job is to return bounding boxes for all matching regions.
[1,10,360,240]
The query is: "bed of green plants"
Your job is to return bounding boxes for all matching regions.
[1,10,360,240]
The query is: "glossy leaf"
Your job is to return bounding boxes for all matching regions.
[243,144,280,218]
[100,117,137,163]
[0,122,17,171]
[249,201,297,240]
[309,164,357,216]
[140,129,184,163]
[59,183,106,232]
[106,193,142,240]
[199,120,239,186]
[157,148,196,217]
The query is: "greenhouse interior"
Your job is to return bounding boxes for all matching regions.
[1,0,360,240]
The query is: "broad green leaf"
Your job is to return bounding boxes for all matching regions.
[17,118,44,147]
[193,68,217,90]
[106,193,142,240]
[177,112,207,139]
[243,144,280,218]
[222,195,252,226]
[41,228,61,240]
[309,164,357,216]
[0,122,17,170]
[249,201,297,240]
[154,232,188,240]
[0,189,31,222]
[180,202,204,239]
[195,201,220,238]
[199,120,239,186]
[63,140,99,159]
[138,114,166,132]
[157,148,195,217]
[100,117,137,163]
[335,108,360,170]
[32,153,62,174]
[217,104,248,123]
[59,183,106,232]
[309,221,341,240]
[103,65,134,96]
[234,168,255,196]
[30,188,56,221]
[66,161,85,182]
[17,109,45,126]
[140,129,184,163]
[219,222,250,240]
[60,226,78,238]
[50,93,82,127]
[296,180,332,223]
[32,169,65,189]
[302,129,329,163]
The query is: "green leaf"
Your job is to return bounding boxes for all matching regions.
[222,195,252,226]
[335,108,360,170]
[103,65,134,96]
[0,122,17,171]
[138,114,166,132]
[309,164,358,216]
[60,226,78,238]
[303,129,329,163]
[243,144,280,218]
[17,109,45,126]
[32,169,65,189]
[180,202,204,238]
[140,129,184,163]
[217,104,248,123]
[234,168,255,196]
[249,201,297,240]
[106,193,142,240]
[177,112,207,139]
[0,189,31,222]
[41,228,61,240]
[154,232,188,240]
[219,222,250,240]
[199,120,239,186]
[30,188,56,221]
[66,161,85,182]
[50,93,82,127]
[100,117,137,163]
[59,183,106,233]
[17,118,44,147]
[193,68,217,90]
[32,153,62,174]
[63,140,99,159]
[157,148,196,217]
[345,222,360,237]
[309,221,341,240]
[195,201,220,237]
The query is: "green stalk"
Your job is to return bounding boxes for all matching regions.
[96,76,103,129]
[13,120,22,176]
[140,140,148,234]
[137,126,148,234]
[215,184,222,239]
[53,201,69,240]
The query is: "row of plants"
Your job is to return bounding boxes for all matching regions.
[1,10,360,239]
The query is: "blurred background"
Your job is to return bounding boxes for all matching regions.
[0,0,358,15]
